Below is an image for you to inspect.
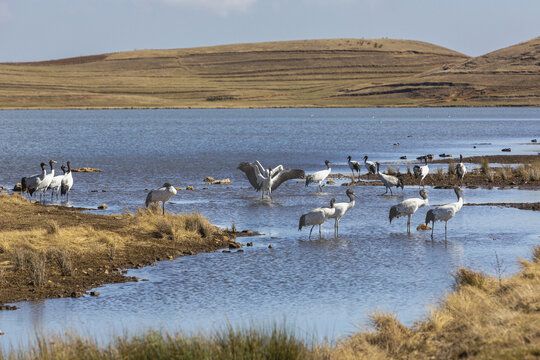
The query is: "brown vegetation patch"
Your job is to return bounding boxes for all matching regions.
[0,194,240,304]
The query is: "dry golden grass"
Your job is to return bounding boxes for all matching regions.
[0,38,471,109]
[330,246,540,359]
[0,193,228,299]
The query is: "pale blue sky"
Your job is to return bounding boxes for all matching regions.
[0,0,538,62]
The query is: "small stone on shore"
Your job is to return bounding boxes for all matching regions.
[97,203,107,210]
[417,223,431,231]
[90,291,100,296]
[268,244,273,249]
[211,178,231,185]
[186,186,194,190]
[203,177,215,182]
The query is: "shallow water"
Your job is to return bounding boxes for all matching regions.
[0,108,539,348]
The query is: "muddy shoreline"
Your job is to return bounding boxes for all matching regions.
[0,195,249,306]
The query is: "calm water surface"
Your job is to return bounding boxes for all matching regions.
[0,108,539,348]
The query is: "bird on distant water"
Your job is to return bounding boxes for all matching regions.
[376,162,404,195]
[328,189,359,237]
[456,154,467,185]
[389,189,429,234]
[299,198,336,240]
[413,157,429,187]
[425,186,464,241]
[61,161,74,201]
[237,161,304,199]
[145,183,177,215]
[21,162,47,199]
[347,156,361,182]
[305,160,331,192]
[363,155,376,175]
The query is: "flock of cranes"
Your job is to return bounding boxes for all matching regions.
[237,156,466,242]
[18,154,467,242]
[21,160,73,202]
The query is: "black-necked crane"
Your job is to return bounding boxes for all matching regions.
[389,189,429,234]
[36,159,56,202]
[48,164,66,201]
[347,156,361,182]
[363,155,376,175]
[305,160,331,192]
[456,154,467,185]
[298,198,336,240]
[413,158,429,187]
[376,162,404,195]
[145,183,177,215]
[61,161,74,201]
[237,161,304,199]
[21,162,47,199]
[425,186,464,241]
[328,189,359,237]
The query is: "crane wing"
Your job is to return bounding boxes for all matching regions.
[271,168,304,191]
[237,162,264,191]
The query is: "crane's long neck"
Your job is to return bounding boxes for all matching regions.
[67,162,71,174]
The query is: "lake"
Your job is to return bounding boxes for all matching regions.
[0,107,539,348]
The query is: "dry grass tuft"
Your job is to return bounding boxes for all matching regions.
[453,267,488,289]
[127,207,219,246]
[385,165,396,176]
[447,162,456,175]
[47,247,73,276]
[480,158,491,175]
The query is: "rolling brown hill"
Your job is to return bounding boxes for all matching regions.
[0,38,537,108]
[339,37,540,106]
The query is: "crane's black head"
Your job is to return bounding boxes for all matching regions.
[325,160,330,166]
[419,189,428,199]
[40,162,46,169]
[363,155,368,161]
[67,160,71,166]
[49,159,56,165]
[61,164,67,173]
[162,183,173,188]
[330,198,336,207]
[347,155,351,161]
[454,186,463,197]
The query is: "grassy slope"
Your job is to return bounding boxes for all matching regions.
[0,38,470,108]
[341,37,540,106]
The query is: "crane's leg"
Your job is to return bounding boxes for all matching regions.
[162,202,165,215]
[389,187,393,196]
[319,225,322,239]
[309,226,314,240]
[431,222,434,241]
[445,222,448,242]
[351,171,355,183]
[407,215,411,234]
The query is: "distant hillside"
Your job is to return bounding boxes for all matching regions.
[0,38,538,108]
[339,37,540,106]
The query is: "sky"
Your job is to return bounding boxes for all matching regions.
[0,0,539,62]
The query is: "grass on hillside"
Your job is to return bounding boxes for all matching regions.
[2,246,539,359]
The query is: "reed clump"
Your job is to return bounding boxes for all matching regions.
[447,161,456,175]
[127,206,218,246]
